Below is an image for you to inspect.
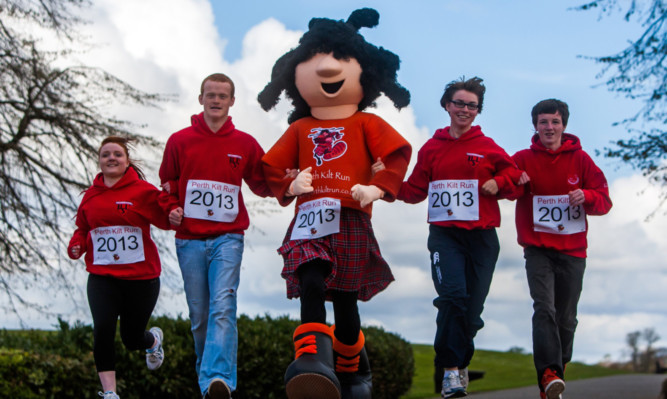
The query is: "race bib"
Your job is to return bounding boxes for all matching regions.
[533,195,586,235]
[290,197,341,240]
[428,180,479,222]
[91,226,145,265]
[184,179,239,222]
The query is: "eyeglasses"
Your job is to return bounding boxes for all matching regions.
[450,100,479,111]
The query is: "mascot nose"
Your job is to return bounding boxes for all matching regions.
[316,53,343,78]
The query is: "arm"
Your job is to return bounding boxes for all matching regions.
[68,207,90,260]
[362,115,412,202]
[499,153,530,201]
[158,137,181,215]
[142,185,174,231]
[487,146,527,198]
[397,147,430,204]
[261,126,300,206]
[368,148,410,201]
[243,139,274,198]
[579,153,613,215]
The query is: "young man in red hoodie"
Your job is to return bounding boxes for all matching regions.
[158,73,272,399]
[510,99,612,399]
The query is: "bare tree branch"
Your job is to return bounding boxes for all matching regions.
[0,0,170,316]
[575,0,667,209]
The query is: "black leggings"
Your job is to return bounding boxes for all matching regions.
[87,274,160,372]
[298,260,360,345]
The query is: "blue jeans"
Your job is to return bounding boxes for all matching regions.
[524,246,585,386]
[428,225,499,369]
[176,234,243,394]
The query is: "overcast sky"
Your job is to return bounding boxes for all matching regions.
[6,0,666,365]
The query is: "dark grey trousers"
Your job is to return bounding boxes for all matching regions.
[524,246,586,387]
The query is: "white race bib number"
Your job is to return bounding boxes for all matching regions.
[533,195,586,235]
[91,226,145,265]
[184,179,239,222]
[428,180,479,222]
[290,198,341,240]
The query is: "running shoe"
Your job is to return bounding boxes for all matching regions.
[146,326,164,370]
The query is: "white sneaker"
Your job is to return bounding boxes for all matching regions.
[442,370,467,398]
[458,367,469,390]
[146,326,164,370]
[98,391,120,399]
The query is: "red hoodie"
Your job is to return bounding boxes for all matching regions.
[510,133,612,257]
[68,168,170,280]
[159,114,272,239]
[398,125,522,230]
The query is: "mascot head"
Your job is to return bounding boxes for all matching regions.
[257,8,410,123]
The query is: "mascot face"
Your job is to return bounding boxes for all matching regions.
[295,52,363,111]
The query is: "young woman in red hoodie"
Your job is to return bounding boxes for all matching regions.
[397,77,525,398]
[510,99,612,399]
[68,136,171,399]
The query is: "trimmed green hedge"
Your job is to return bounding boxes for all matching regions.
[0,315,414,398]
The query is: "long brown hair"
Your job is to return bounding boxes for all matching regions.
[98,136,146,180]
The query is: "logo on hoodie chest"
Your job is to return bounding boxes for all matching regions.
[116,201,133,214]
[567,174,580,186]
[466,152,484,167]
[228,154,242,169]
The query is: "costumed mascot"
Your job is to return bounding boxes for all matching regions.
[258,8,412,399]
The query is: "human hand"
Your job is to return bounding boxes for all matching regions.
[288,167,314,196]
[351,184,385,207]
[371,157,385,177]
[169,207,184,226]
[70,245,81,258]
[284,168,299,179]
[481,179,499,196]
[568,189,585,207]
[518,171,531,185]
[161,182,171,193]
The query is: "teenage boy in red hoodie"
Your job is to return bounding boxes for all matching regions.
[158,73,272,399]
[510,99,612,399]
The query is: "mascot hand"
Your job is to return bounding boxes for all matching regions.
[289,167,314,196]
[351,184,385,207]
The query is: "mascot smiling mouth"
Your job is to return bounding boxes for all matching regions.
[322,80,344,94]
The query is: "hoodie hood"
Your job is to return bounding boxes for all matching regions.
[81,167,141,209]
[92,166,140,191]
[190,113,235,136]
[530,132,582,154]
[433,125,483,142]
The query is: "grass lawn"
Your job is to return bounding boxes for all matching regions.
[401,344,630,399]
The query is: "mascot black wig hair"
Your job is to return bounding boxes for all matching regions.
[257,8,410,124]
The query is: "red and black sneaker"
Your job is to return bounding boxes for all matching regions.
[540,368,565,399]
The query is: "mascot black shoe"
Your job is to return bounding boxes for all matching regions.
[333,329,372,399]
[285,323,341,399]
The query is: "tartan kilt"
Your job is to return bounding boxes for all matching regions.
[278,208,394,301]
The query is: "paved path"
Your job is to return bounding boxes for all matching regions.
[432,374,666,399]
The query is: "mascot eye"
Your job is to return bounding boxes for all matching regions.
[321,80,344,94]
